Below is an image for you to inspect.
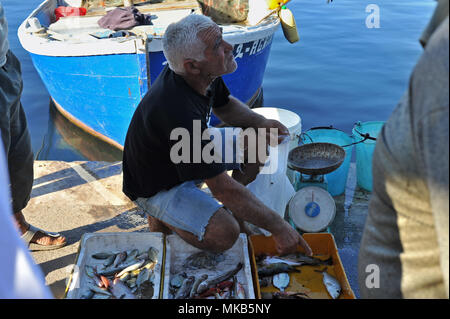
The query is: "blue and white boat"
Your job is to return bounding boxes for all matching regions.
[18,0,282,150]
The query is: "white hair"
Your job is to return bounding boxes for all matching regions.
[162,14,217,75]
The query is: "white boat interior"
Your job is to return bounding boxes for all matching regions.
[19,0,279,56]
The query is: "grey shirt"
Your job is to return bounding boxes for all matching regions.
[0,2,9,67]
[358,17,449,298]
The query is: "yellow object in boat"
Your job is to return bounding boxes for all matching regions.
[266,0,291,10]
[279,6,299,43]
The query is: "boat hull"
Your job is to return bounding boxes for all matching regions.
[20,0,279,147]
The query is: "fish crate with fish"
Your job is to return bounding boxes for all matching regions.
[65,232,165,299]
[249,233,355,299]
[163,234,255,299]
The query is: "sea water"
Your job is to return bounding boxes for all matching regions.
[2,0,436,160]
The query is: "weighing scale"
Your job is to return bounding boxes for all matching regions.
[286,143,346,233]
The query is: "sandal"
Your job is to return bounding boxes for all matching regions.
[21,224,66,251]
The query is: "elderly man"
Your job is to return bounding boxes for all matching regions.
[123,14,312,255]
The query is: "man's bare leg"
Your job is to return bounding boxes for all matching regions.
[147,215,173,235]
[155,207,240,253]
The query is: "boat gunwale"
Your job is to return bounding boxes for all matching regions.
[18,0,280,57]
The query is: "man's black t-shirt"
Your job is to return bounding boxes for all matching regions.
[122,65,230,201]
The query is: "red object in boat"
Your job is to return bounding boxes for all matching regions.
[54,6,87,21]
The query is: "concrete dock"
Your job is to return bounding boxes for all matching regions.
[23,160,369,299]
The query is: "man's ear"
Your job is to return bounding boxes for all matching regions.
[183,59,201,75]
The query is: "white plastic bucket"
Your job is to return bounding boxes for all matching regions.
[252,107,302,183]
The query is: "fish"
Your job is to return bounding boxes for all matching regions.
[85,265,96,278]
[103,255,116,267]
[80,289,94,299]
[282,253,333,267]
[136,252,148,260]
[113,251,127,268]
[98,258,141,277]
[175,276,195,299]
[272,291,311,299]
[183,251,225,270]
[91,252,114,260]
[137,280,154,299]
[219,288,231,299]
[136,268,151,288]
[127,278,137,288]
[216,280,233,290]
[89,285,112,296]
[197,287,219,298]
[99,275,110,289]
[148,247,159,263]
[124,249,139,262]
[197,263,243,294]
[258,277,271,288]
[257,263,300,277]
[235,281,246,299]
[119,272,131,282]
[116,259,145,278]
[262,256,302,266]
[315,268,341,299]
[189,274,208,298]
[109,278,136,299]
[272,273,290,292]
[141,260,157,271]
[91,293,112,299]
[170,272,187,289]
[91,274,104,288]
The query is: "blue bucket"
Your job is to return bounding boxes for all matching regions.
[299,127,354,196]
[352,121,385,192]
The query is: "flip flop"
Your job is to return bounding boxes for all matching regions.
[21,224,66,251]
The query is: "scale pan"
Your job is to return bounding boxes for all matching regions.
[288,142,345,175]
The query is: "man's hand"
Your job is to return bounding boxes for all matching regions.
[259,119,290,145]
[271,220,313,256]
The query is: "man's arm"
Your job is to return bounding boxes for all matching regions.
[213,95,290,143]
[213,95,266,128]
[205,171,312,256]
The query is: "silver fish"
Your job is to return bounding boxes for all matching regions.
[89,285,112,296]
[116,259,145,278]
[262,256,302,266]
[113,251,127,268]
[136,252,148,260]
[183,251,224,270]
[315,268,341,299]
[175,276,195,299]
[80,289,94,299]
[91,252,114,260]
[91,293,111,299]
[110,278,136,299]
[85,265,96,278]
[273,273,290,292]
[282,253,333,267]
[235,281,246,299]
[197,263,243,294]
[98,258,139,277]
[136,267,151,288]
[103,255,116,267]
[190,274,208,298]
[322,272,341,299]
[170,272,187,289]
[148,247,159,263]
[125,249,139,262]
[257,263,300,277]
